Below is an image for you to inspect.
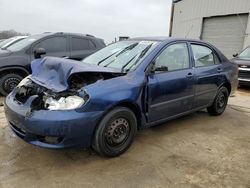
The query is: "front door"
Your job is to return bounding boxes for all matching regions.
[32,36,70,60]
[147,42,195,123]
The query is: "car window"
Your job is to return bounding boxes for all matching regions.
[72,37,92,51]
[35,37,67,53]
[155,43,190,72]
[89,40,96,49]
[238,47,250,60]
[191,44,220,67]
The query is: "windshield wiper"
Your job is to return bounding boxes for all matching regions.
[120,54,138,72]
[123,43,153,72]
[97,43,139,66]
[115,43,139,57]
[97,51,118,65]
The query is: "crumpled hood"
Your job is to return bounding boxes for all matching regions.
[30,57,120,92]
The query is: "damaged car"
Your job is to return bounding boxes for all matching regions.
[4,38,238,157]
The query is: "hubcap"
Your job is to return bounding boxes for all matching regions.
[4,77,20,93]
[217,93,226,109]
[105,118,130,147]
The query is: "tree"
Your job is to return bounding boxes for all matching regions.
[0,30,30,39]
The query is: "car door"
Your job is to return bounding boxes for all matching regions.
[70,36,97,61]
[32,36,70,60]
[147,42,195,123]
[190,43,223,108]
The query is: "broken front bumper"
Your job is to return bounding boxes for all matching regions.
[4,93,104,149]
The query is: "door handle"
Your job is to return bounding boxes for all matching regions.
[217,68,223,73]
[186,72,193,79]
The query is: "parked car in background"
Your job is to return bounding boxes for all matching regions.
[4,37,238,157]
[0,36,28,49]
[232,46,250,86]
[0,32,105,95]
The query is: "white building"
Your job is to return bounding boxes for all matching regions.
[169,0,250,58]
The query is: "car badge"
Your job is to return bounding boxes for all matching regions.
[241,65,247,68]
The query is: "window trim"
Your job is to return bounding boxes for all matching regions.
[149,41,192,75]
[189,42,222,68]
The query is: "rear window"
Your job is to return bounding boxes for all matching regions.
[191,44,220,67]
[72,37,95,51]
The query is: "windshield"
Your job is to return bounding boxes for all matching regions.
[7,36,39,51]
[0,38,14,48]
[238,47,250,60]
[83,40,159,72]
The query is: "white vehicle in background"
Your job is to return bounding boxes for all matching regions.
[0,36,28,49]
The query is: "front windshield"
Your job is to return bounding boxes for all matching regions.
[0,37,14,48]
[7,36,39,51]
[83,40,159,72]
[238,47,250,60]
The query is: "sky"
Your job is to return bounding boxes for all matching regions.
[0,0,172,43]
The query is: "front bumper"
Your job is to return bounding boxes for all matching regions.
[238,67,250,85]
[4,94,104,149]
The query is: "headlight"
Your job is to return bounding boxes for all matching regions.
[45,96,85,111]
[18,76,31,87]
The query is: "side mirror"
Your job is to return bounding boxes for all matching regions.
[34,48,46,59]
[151,65,168,73]
[233,53,238,58]
[155,66,168,72]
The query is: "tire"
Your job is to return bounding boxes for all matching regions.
[207,86,229,116]
[92,107,137,157]
[0,73,24,96]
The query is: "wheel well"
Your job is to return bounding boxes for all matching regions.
[0,68,29,78]
[221,82,231,95]
[108,102,142,130]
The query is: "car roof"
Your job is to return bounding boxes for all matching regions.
[130,36,211,43]
[28,32,101,40]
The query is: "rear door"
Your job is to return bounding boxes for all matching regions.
[190,43,223,108]
[147,42,195,122]
[70,36,97,60]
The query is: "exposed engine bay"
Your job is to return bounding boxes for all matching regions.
[15,72,123,111]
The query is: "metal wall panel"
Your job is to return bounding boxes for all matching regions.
[201,14,249,58]
[171,0,250,51]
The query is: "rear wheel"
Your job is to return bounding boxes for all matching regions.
[0,73,24,96]
[207,86,229,116]
[92,107,137,157]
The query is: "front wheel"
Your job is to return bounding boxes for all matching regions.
[207,86,229,116]
[0,73,24,96]
[92,107,137,157]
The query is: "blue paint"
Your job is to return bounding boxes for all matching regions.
[4,38,238,149]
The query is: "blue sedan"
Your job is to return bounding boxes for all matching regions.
[4,37,238,157]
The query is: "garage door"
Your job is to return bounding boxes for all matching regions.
[201,14,249,58]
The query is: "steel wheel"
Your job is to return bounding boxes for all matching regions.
[92,107,137,157]
[105,117,130,147]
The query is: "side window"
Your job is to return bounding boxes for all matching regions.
[155,43,190,72]
[191,44,220,67]
[35,37,67,52]
[89,40,96,50]
[72,37,92,51]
